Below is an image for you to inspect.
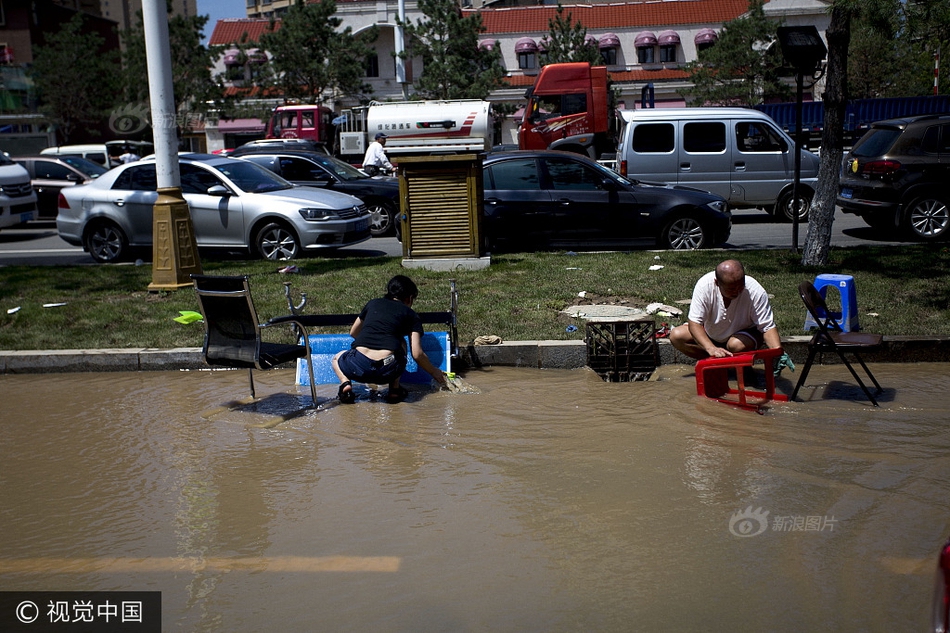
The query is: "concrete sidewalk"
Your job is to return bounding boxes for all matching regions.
[2,335,949,374]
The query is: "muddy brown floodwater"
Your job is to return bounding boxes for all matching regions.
[1,363,949,632]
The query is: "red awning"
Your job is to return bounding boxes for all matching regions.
[635,31,657,48]
[515,37,538,53]
[658,31,681,46]
[599,33,620,49]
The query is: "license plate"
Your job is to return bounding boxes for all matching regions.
[18,211,36,223]
[355,219,368,232]
[840,188,853,199]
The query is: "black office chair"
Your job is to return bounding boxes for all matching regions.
[192,275,317,406]
[791,280,884,406]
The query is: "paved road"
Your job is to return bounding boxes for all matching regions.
[0,209,913,267]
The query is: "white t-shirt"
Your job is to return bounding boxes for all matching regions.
[363,141,392,170]
[687,271,776,342]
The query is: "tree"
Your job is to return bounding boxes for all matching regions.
[259,0,375,104]
[29,14,121,143]
[541,3,603,67]
[802,1,858,266]
[122,8,224,134]
[684,0,790,106]
[403,0,507,100]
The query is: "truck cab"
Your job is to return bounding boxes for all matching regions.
[518,63,617,161]
[266,104,334,144]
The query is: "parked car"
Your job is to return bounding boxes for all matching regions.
[231,138,331,156]
[233,148,400,236]
[15,155,108,219]
[41,141,154,169]
[481,150,731,251]
[617,107,819,221]
[0,153,38,231]
[837,114,950,241]
[56,154,372,263]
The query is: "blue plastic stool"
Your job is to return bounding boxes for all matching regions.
[803,274,860,332]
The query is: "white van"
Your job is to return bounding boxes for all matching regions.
[0,153,38,231]
[41,141,154,169]
[617,108,819,221]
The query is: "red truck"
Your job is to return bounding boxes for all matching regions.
[518,62,618,160]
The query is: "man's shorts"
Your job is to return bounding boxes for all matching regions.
[711,327,764,349]
[337,348,405,385]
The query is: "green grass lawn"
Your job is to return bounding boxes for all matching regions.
[2,245,949,351]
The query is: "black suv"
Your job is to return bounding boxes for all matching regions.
[837,114,950,241]
[231,148,399,236]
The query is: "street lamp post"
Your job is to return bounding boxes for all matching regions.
[777,26,827,253]
[142,0,201,291]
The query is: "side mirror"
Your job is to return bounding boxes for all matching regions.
[206,185,231,197]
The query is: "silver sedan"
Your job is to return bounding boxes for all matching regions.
[56,154,372,262]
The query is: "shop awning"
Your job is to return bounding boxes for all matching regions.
[658,31,681,46]
[634,31,657,48]
[515,37,538,53]
[478,39,495,50]
[599,33,621,49]
[695,28,719,46]
[223,48,241,65]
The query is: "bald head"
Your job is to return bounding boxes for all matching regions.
[714,259,746,301]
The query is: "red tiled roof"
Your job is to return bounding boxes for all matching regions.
[209,19,278,46]
[505,67,689,87]
[469,0,752,34]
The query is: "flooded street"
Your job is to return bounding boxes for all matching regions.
[2,364,948,632]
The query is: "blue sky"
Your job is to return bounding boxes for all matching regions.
[196,0,246,44]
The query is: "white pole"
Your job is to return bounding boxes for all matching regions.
[141,0,180,188]
[396,0,408,99]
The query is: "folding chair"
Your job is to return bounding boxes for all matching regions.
[191,275,318,406]
[791,281,884,406]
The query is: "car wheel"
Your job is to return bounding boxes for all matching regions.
[776,189,812,222]
[659,215,707,250]
[903,195,950,241]
[255,222,300,260]
[85,220,128,263]
[367,201,395,237]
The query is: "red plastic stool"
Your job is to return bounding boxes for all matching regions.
[695,348,789,411]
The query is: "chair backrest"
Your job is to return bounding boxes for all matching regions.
[799,280,842,336]
[192,275,262,368]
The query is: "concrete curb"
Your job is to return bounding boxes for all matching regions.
[2,336,950,374]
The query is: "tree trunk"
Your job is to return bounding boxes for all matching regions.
[802,3,852,266]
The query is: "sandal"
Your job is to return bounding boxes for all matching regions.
[386,385,408,404]
[338,381,355,404]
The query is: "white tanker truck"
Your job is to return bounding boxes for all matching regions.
[336,99,493,158]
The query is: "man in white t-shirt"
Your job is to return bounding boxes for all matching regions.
[362,132,393,176]
[670,259,782,360]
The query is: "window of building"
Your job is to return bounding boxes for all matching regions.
[637,47,655,64]
[601,48,617,66]
[519,52,537,70]
[365,54,379,78]
[659,44,676,63]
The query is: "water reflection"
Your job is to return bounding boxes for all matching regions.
[1,364,948,631]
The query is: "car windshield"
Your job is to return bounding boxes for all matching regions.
[308,154,367,181]
[851,127,902,158]
[59,155,108,178]
[213,160,294,193]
